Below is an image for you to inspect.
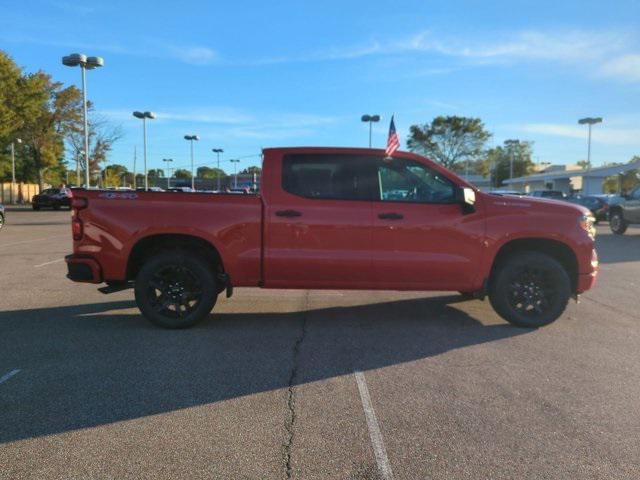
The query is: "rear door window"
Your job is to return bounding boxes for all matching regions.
[282,154,375,201]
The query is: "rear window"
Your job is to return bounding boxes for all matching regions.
[282,154,374,201]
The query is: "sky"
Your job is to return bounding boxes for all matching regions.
[2,0,640,174]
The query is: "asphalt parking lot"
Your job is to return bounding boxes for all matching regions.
[1,209,639,480]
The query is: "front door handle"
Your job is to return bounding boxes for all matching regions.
[275,209,302,218]
[378,212,404,220]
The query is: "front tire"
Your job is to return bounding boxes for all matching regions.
[609,212,627,235]
[32,204,40,211]
[489,252,570,328]
[0,213,4,230]
[134,250,218,328]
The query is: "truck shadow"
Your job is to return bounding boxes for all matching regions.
[0,296,529,444]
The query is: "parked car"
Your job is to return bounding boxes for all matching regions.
[66,147,597,330]
[167,187,196,193]
[32,187,72,210]
[530,190,566,200]
[608,186,640,234]
[489,189,526,196]
[566,195,611,223]
[0,203,4,230]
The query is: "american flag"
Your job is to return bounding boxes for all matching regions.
[385,115,400,157]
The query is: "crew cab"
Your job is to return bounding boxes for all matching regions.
[66,147,598,329]
[608,186,640,234]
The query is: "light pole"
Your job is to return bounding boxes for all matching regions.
[230,159,240,188]
[361,114,380,148]
[62,53,104,188]
[10,138,21,203]
[133,111,156,191]
[212,148,224,191]
[578,117,603,168]
[184,135,199,190]
[162,158,173,189]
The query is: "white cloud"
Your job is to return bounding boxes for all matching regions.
[248,29,638,81]
[167,46,218,66]
[518,123,640,145]
[599,54,640,82]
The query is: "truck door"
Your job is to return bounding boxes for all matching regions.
[626,187,640,223]
[263,153,375,289]
[369,158,485,291]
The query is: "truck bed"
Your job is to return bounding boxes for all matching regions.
[72,190,263,285]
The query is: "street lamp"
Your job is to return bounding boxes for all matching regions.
[361,114,380,148]
[62,53,104,188]
[184,135,199,190]
[133,111,156,191]
[212,148,224,191]
[578,117,603,168]
[229,159,240,188]
[162,158,173,189]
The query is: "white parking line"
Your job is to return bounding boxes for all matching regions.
[354,371,394,480]
[0,369,20,385]
[34,258,65,268]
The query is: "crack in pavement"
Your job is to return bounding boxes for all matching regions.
[283,292,309,479]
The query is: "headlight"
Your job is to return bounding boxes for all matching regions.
[579,213,596,239]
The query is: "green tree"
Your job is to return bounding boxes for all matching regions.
[17,72,83,188]
[480,139,535,187]
[239,166,262,175]
[576,160,591,170]
[407,116,491,170]
[602,157,640,194]
[197,166,226,179]
[147,168,164,178]
[174,168,192,179]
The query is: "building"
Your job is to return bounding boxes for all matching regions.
[502,160,640,195]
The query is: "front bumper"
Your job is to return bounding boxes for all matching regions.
[65,254,102,283]
[577,249,598,293]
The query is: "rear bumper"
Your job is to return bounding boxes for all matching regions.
[65,254,103,283]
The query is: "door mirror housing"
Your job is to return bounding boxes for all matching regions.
[456,187,476,214]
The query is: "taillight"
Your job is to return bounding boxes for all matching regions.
[72,217,83,240]
[71,196,87,240]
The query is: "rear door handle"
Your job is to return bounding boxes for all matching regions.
[275,209,302,218]
[378,212,404,220]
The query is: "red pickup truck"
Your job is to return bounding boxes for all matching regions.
[66,147,598,329]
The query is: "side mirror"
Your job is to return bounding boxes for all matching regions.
[456,186,476,214]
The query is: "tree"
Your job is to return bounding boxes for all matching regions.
[66,101,122,181]
[576,160,591,170]
[197,166,225,179]
[174,169,192,179]
[480,139,535,187]
[602,157,640,194]
[407,116,491,170]
[147,168,164,178]
[17,72,83,188]
[240,166,262,175]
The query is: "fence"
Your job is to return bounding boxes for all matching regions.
[0,183,41,204]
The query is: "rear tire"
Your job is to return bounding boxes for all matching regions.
[53,203,61,211]
[609,212,627,235]
[32,204,40,211]
[0,213,4,229]
[489,251,570,328]
[134,250,218,329]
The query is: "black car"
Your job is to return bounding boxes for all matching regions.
[32,187,72,210]
[530,190,566,200]
[565,195,608,223]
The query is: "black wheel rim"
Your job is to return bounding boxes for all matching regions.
[507,266,557,317]
[147,264,203,319]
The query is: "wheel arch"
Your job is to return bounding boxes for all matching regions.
[490,238,579,293]
[126,233,225,281]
